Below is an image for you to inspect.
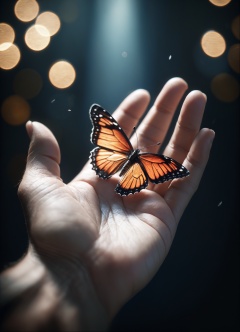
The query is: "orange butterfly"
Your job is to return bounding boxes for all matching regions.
[89,104,189,196]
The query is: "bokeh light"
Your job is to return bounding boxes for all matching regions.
[36,11,61,36]
[0,44,21,70]
[13,68,43,99]
[25,24,50,51]
[0,42,13,52]
[228,44,240,73]
[208,0,231,6]
[231,15,240,40]
[1,95,31,125]
[211,73,239,102]
[49,61,76,89]
[14,0,39,22]
[201,31,226,57]
[0,23,15,48]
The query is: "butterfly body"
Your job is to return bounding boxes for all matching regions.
[89,104,190,196]
[119,149,140,175]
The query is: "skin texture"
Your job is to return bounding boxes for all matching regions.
[0,78,215,331]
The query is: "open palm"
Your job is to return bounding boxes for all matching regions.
[18,78,214,320]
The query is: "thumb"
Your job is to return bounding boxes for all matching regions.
[25,121,61,178]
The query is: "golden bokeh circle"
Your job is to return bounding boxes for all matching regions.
[36,11,61,36]
[14,0,39,22]
[0,44,21,70]
[25,24,50,51]
[211,73,239,102]
[49,61,76,89]
[0,42,13,52]
[201,31,226,57]
[209,0,231,6]
[1,95,31,125]
[0,23,15,46]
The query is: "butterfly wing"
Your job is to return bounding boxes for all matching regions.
[90,147,128,179]
[115,162,148,196]
[89,104,133,179]
[139,153,189,183]
[90,104,133,153]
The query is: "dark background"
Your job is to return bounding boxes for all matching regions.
[0,1,239,331]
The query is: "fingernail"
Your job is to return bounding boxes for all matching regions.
[26,120,33,139]
[208,129,215,145]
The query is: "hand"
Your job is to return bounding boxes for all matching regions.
[0,78,215,331]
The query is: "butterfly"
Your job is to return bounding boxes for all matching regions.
[89,104,190,196]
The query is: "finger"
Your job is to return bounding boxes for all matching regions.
[112,89,151,139]
[164,128,215,222]
[163,90,207,162]
[18,121,61,207]
[21,121,61,182]
[154,91,207,196]
[133,78,188,151]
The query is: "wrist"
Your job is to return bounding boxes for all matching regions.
[0,248,55,330]
[0,248,110,331]
[0,248,46,305]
